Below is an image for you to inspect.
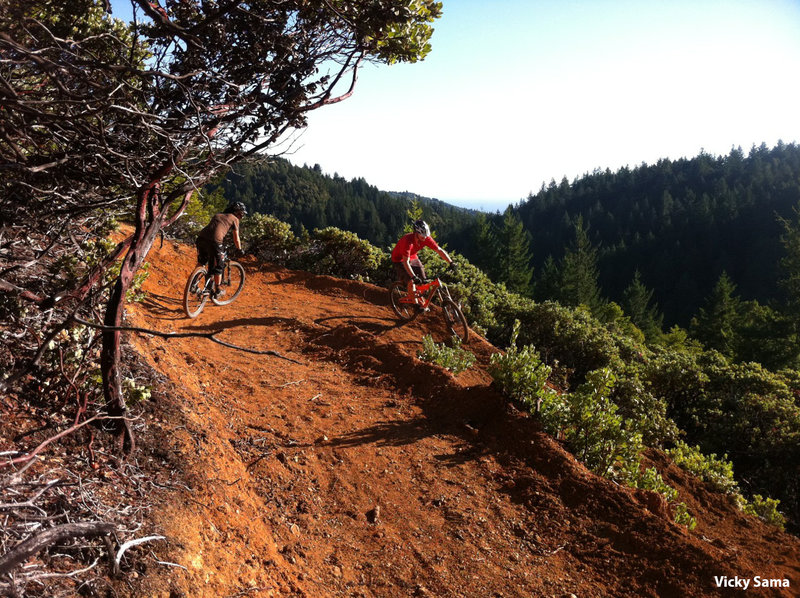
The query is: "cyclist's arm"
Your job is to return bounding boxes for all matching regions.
[435,246,452,264]
[403,257,416,280]
[233,227,242,251]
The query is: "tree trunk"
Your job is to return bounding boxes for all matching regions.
[100,184,162,452]
[99,183,195,452]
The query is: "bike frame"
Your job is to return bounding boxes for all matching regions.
[399,277,446,308]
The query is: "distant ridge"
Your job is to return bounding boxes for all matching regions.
[210,157,480,253]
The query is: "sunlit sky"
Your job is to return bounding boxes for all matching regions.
[111,1,800,211]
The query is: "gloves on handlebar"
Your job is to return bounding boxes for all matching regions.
[234,248,245,258]
[412,275,423,285]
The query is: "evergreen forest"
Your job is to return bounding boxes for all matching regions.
[207,158,478,252]
[514,142,800,327]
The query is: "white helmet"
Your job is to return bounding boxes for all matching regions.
[412,219,430,238]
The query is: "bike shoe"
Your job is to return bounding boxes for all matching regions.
[213,288,226,299]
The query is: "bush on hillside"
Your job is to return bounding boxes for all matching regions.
[555,368,645,479]
[666,441,739,494]
[740,494,786,531]
[418,335,475,374]
[487,321,556,413]
[243,212,301,261]
[296,227,389,281]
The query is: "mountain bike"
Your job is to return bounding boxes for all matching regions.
[183,254,245,318]
[389,276,470,343]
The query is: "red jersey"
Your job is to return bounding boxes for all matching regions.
[391,233,439,262]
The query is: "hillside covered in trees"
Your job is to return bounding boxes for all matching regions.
[207,158,478,251]
[512,142,800,327]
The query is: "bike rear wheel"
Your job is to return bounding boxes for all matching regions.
[389,282,418,321]
[184,266,210,318]
[212,260,245,306]
[442,299,469,343]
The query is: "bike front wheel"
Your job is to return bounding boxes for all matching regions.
[389,282,418,321]
[184,266,210,318]
[442,300,469,343]
[212,261,245,306]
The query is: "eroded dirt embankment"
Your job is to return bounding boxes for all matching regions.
[123,237,800,597]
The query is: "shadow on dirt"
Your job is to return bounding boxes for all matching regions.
[139,292,186,319]
[314,314,404,336]
[182,316,307,332]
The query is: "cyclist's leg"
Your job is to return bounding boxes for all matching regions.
[409,258,426,302]
[411,258,426,281]
[211,243,226,296]
[196,238,209,266]
[392,262,415,301]
[195,239,215,293]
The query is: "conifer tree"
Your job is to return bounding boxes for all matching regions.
[778,204,800,321]
[690,272,740,358]
[622,270,664,341]
[404,198,425,234]
[558,216,604,311]
[473,213,501,278]
[534,255,561,301]
[496,207,533,295]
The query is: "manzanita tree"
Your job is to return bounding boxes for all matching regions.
[0,0,442,449]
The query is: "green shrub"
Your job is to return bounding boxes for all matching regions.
[626,465,677,502]
[243,212,299,261]
[609,363,678,447]
[123,376,152,405]
[741,494,786,531]
[672,502,698,530]
[667,441,739,494]
[487,320,556,412]
[626,464,698,530]
[302,227,388,281]
[417,335,475,374]
[488,323,645,481]
[557,368,644,479]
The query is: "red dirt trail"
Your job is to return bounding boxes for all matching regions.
[123,237,800,598]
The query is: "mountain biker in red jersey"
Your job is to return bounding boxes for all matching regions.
[195,202,246,298]
[390,219,455,304]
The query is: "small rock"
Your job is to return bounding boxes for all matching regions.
[290,523,301,536]
[332,566,342,578]
[366,506,381,524]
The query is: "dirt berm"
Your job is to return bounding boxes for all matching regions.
[122,237,800,597]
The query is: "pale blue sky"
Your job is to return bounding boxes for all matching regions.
[110,1,800,211]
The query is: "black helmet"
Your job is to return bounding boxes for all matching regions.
[226,202,247,216]
[412,219,430,238]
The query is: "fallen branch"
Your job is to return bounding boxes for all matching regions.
[0,522,115,576]
[0,415,101,469]
[73,317,305,364]
[0,479,61,515]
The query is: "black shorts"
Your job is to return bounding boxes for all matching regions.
[393,258,425,283]
[196,237,226,275]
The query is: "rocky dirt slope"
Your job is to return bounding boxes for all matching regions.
[122,237,800,597]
